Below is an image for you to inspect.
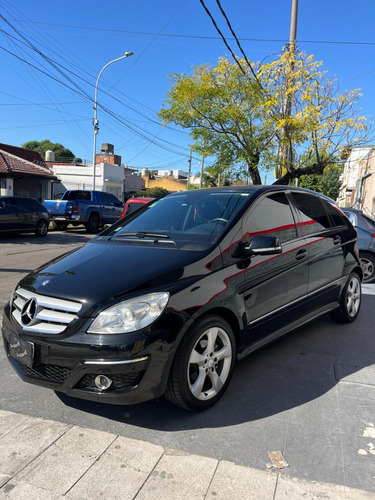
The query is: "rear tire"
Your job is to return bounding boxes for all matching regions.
[35,219,48,237]
[85,213,100,233]
[165,315,236,411]
[331,272,361,323]
[359,252,375,284]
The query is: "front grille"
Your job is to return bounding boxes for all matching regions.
[76,371,144,391]
[23,362,71,384]
[12,287,82,334]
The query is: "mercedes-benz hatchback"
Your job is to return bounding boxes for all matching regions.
[2,186,362,410]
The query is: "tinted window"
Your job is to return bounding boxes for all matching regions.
[291,193,331,236]
[108,194,121,205]
[126,202,145,214]
[322,201,347,227]
[0,198,18,214]
[63,191,91,201]
[101,191,250,246]
[243,192,297,243]
[99,192,110,204]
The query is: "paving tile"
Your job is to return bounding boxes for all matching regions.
[206,460,277,499]
[15,442,97,495]
[0,411,30,439]
[0,417,70,476]
[275,475,346,499]
[0,480,64,499]
[67,436,164,500]
[0,475,10,488]
[138,449,217,500]
[52,424,116,457]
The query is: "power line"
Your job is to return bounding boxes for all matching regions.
[8,18,375,47]
[215,0,261,86]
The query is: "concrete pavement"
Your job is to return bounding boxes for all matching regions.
[0,409,373,500]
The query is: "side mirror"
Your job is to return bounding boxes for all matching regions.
[244,235,282,256]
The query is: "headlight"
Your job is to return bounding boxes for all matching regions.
[87,292,169,334]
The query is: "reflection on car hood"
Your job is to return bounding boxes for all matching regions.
[19,240,210,308]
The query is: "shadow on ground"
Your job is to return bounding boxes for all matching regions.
[55,295,375,431]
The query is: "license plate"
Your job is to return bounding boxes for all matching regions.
[9,334,34,369]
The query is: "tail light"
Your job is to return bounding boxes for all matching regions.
[72,204,79,214]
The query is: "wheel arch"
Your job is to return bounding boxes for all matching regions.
[194,306,242,353]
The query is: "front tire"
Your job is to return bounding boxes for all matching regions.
[165,315,236,411]
[331,272,362,323]
[35,219,48,237]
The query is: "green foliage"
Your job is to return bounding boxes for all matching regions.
[298,164,343,199]
[136,187,170,198]
[159,52,367,186]
[22,140,75,161]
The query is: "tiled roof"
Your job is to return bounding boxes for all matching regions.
[0,143,57,179]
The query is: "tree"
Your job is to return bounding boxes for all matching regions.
[159,53,368,185]
[22,140,75,162]
[159,59,269,184]
[259,51,368,185]
[298,163,343,200]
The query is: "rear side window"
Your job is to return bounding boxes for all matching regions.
[99,192,110,204]
[291,193,331,236]
[322,201,347,227]
[0,198,18,213]
[244,192,297,243]
[126,202,144,214]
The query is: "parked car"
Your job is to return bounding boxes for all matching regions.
[2,186,362,411]
[43,190,123,233]
[0,196,49,237]
[343,208,375,283]
[121,197,154,218]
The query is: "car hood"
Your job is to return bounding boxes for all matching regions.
[18,240,213,312]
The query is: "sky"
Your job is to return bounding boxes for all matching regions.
[1,0,375,179]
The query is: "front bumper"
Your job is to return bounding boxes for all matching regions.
[1,305,176,405]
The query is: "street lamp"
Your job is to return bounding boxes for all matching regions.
[92,51,134,190]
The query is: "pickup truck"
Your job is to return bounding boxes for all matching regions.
[43,190,124,233]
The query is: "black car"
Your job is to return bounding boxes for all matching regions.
[1,186,362,411]
[0,196,49,237]
[343,208,375,284]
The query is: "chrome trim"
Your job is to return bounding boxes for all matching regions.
[12,287,82,334]
[83,357,149,366]
[248,277,344,326]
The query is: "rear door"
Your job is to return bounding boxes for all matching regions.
[240,191,308,345]
[289,192,344,308]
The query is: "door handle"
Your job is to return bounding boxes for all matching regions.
[333,235,341,245]
[296,248,307,260]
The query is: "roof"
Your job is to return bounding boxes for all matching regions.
[0,143,57,179]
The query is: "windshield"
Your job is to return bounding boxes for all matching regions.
[100,191,250,247]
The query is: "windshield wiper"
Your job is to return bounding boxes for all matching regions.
[115,231,170,239]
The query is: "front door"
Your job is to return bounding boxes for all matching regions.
[240,192,309,346]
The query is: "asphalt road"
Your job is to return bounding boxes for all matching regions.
[1,229,375,493]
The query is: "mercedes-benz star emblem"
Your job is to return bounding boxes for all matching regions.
[20,298,38,326]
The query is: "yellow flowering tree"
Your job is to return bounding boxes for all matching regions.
[159,52,367,185]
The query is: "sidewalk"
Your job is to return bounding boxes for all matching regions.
[0,410,373,500]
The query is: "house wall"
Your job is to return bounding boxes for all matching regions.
[50,163,144,201]
[0,178,13,196]
[142,175,187,191]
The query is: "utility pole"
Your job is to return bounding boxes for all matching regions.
[275,0,298,180]
[200,153,205,189]
[187,150,192,190]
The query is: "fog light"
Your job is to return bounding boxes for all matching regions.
[94,375,112,391]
